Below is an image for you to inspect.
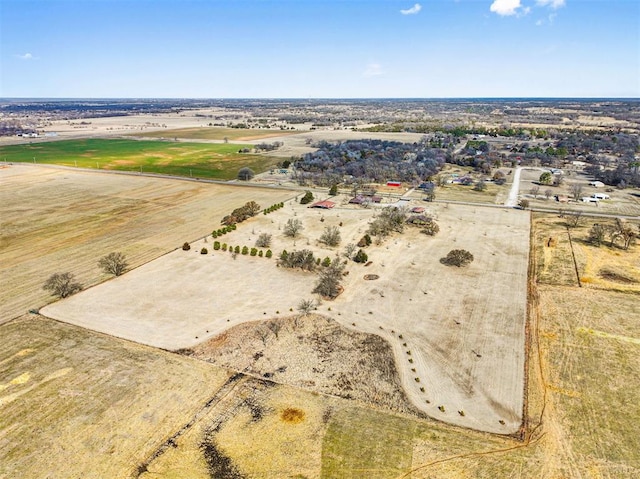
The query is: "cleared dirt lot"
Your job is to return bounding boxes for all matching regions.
[0,164,295,323]
[0,314,231,479]
[43,198,530,434]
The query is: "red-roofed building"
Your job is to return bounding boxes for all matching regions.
[310,200,336,209]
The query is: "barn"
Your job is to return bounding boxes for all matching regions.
[310,200,336,209]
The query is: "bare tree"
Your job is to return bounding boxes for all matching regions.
[98,252,128,276]
[588,223,606,246]
[43,272,83,298]
[267,321,282,339]
[569,183,584,200]
[343,243,357,259]
[319,225,341,247]
[566,211,583,228]
[284,218,303,238]
[530,186,540,198]
[297,299,316,315]
[544,189,553,200]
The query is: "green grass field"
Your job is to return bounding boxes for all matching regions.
[0,139,280,180]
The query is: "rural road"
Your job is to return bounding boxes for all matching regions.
[505,167,522,207]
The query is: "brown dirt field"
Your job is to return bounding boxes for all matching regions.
[0,314,231,479]
[186,314,421,416]
[0,164,295,323]
[43,199,530,434]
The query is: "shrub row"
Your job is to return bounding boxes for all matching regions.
[263,202,285,215]
[223,243,273,258]
[212,224,237,238]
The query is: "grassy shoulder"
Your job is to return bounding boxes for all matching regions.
[0,138,279,180]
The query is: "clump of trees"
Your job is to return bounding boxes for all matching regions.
[43,272,83,298]
[312,259,345,299]
[278,249,316,271]
[592,218,638,250]
[98,252,128,276]
[319,225,341,247]
[441,249,474,267]
[367,206,408,238]
[221,201,261,226]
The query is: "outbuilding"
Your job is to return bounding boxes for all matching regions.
[309,200,336,209]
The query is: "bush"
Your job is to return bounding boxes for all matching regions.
[234,246,240,254]
[221,243,227,251]
[258,250,263,257]
[422,221,440,236]
[201,247,208,254]
[237,167,255,181]
[256,233,272,248]
[213,241,221,250]
[441,249,474,267]
[182,242,191,251]
[300,190,314,204]
[319,225,341,247]
[322,257,332,267]
[329,184,338,196]
[241,246,249,255]
[353,249,368,263]
[284,218,303,238]
[265,249,273,258]
[250,247,258,256]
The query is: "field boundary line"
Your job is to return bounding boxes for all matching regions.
[565,227,582,288]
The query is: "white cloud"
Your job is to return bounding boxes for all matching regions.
[16,52,34,60]
[536,0,566,8]
[363,63,383,77]
[490,0,523,16]
[400,3,422,15]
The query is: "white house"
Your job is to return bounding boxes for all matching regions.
[589,181,605,188]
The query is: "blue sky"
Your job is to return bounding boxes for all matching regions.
[1,0,638,98]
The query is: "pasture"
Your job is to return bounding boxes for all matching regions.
[0,165,295,323]
[0,138,279,180]
[42,197,530,434]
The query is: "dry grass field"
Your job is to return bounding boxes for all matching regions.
[0,164,295,323]
[136,126,299,142]
[0,314,231,479]
[2,166,639,477]
[43,198,530,434]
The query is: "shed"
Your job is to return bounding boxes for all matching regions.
[386,181,402,187]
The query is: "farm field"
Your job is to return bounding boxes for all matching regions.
[136,126,300,142]
[0,138,281,180]
[42,198,530,434]
[0,164,295,323]
[0,314,231,479]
